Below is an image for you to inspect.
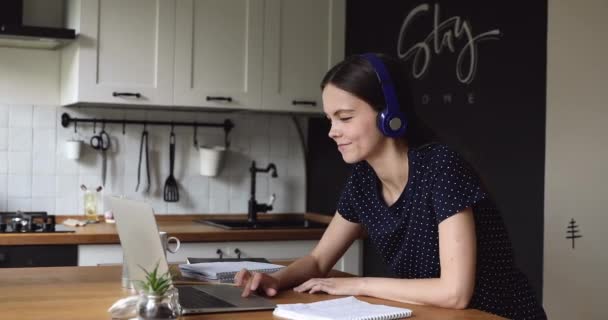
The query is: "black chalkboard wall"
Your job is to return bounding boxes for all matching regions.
[307,0,547,301]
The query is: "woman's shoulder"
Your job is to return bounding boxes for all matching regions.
[412,143,460,164]
[412,144,483,185]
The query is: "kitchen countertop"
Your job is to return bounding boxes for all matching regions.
[0,213,338,246]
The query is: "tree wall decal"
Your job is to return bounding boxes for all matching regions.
[566,218,582,249]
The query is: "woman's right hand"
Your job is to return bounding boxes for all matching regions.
[234,268,280,297]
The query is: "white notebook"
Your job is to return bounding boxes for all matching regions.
[179,261,284,282]
[273,296,412,320]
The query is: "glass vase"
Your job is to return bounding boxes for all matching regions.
[137,287,181,320]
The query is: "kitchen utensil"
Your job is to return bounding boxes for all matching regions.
[135,129,150,192]
[65,140,82,159]
[199,145,226,176]
[90,129,111,187]
[163,131,179,202]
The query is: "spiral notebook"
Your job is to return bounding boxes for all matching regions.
[273,296,412,320]
[179,261,284,283]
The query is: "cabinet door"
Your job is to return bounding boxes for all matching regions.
[262,0,345,114]
[174,0,264,110]
[75,0,175,106]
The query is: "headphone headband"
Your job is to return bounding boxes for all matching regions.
[360,53,407,138]
[361,53,401,116]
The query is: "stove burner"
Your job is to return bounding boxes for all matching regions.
[0,211,73,233]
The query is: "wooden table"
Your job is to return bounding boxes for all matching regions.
[0,266,504,319]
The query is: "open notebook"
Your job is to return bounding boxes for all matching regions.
[273,296,412,320]
[179,261,284,283]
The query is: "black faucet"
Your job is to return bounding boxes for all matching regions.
[248,161,278,225]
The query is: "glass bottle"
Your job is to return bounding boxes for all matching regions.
[84,190,98,222]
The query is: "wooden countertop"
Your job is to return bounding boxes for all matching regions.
[0,265,504,320]
[0,213,337,246]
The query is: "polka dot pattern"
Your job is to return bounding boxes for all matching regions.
[337,144,546,320]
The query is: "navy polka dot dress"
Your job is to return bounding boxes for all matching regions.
[337,144,546,320]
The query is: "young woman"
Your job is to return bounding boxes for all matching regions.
[235,53,547,320]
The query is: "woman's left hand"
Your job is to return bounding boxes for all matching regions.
[293,277,364,296]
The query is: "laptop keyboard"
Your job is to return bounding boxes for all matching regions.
[177,286,236,309]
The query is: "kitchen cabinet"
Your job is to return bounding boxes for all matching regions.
[78,239,363,275]
[61,0,345,113]
[173,0,264,110]
[261,0,345,114]
[60,0,175,107]
[173,0,345,113]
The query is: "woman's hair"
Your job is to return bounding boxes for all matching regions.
[320,53,437,148]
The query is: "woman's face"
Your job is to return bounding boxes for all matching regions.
[322,84,385,163]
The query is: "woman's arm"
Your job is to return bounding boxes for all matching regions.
[239,212,363,295]
[295,208,477,309]
[273,212,363,289]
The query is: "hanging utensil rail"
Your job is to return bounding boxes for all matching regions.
[60,112,235,147]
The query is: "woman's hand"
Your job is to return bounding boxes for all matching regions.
[234,268,280,297]
[293,277,364,296]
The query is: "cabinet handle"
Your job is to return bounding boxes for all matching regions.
[216,248,223,259]
[206,96,233,102]
[292,100,317,107]
[113,92,142,98]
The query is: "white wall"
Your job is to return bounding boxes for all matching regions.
[0,48,59,105]
[0,102,307,215]
[544,1,608,319]
[0,0,63,105]
[0,44,307,217]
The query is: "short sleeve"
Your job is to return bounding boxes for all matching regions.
[431,147,487,223]
[336,165,364,223]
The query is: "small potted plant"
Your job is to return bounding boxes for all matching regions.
[135,262,181,319]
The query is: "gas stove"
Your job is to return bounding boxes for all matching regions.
[0,211,75,233]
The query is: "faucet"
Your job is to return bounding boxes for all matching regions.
[248,161,278,225]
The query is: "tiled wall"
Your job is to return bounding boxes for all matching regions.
[0,104,307,216]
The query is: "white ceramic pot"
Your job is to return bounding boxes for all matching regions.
[65,140,83,160]
[198,146,226,176]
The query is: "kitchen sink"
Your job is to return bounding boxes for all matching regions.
[195,217,327,230]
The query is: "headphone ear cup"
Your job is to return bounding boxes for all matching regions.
[377,108,407,138]
[376,109,389,136]
[376,110,384,134]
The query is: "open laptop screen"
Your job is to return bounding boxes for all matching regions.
[109,196,169,284]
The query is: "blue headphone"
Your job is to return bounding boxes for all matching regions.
[360,53,408,138]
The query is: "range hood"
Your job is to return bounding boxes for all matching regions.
[0,0,76,50]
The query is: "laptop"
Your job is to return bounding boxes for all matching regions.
[109,196,276,314]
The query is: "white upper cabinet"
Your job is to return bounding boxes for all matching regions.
[261,0,345,114]
[60,0,345,113]
[61,0,175,106]
[173,0,264,110]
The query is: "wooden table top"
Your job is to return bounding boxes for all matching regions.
[0,213,335,245]
[0,266,504,320]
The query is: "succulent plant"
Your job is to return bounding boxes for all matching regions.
[135,262,173,296]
